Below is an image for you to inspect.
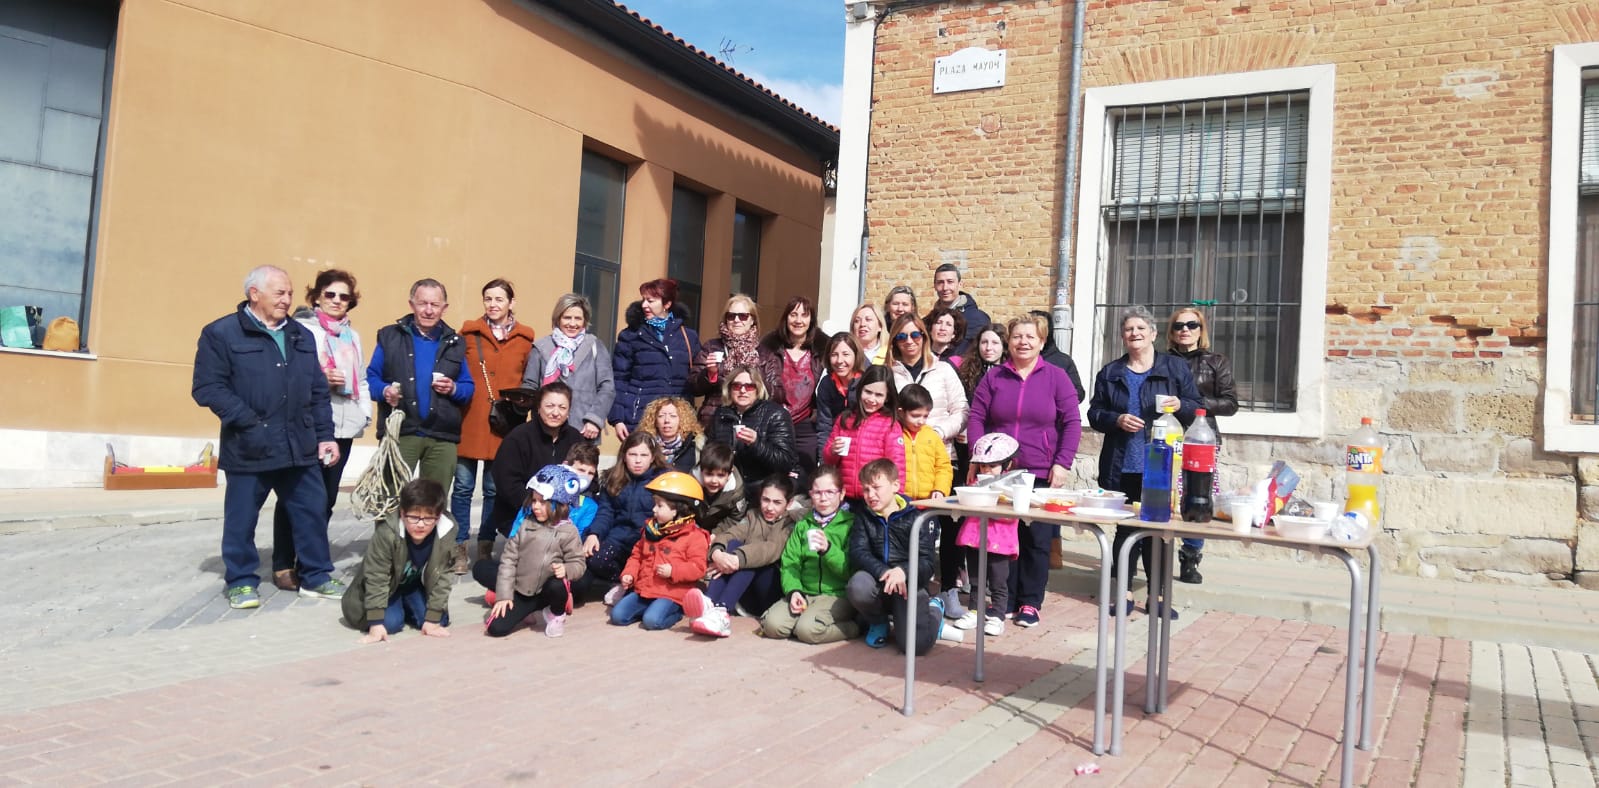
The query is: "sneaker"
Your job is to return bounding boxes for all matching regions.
[1014,604,1041,628]
[298,578,347,600]
[734,602,752,617]
[940,588,968,620]
[929,594,946,619]
[957,566,971,594]
[953,610,980,630]
[984,615,1005,637]
[864,620,890,648]
[937,622,966,643]
[1109,598,1135,617]
[603,584,624,606]
[272,569,298,592]
[1148,600,1181,620]
[682,588,710,620]
[226,585,261,610]
[484,590,497,607]
[691,607,732,638]
[543,609,566,638]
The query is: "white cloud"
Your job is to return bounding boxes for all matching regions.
[744,70,844,128]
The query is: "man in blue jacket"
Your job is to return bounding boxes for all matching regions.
[193,266,346,610]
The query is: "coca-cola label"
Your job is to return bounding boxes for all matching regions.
[1347,445,1383,474]
[1182,443,1217,472]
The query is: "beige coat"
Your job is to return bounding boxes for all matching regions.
[496,518,587,600]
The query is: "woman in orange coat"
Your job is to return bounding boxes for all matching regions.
[455,278,538,573]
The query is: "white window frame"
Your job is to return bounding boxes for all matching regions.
[1073,64,1335,438]
[1544,43,1599,453]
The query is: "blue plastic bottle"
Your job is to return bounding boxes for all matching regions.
[1140,439,1173,522]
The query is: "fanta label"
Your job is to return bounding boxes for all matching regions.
[1347,445,1383,474]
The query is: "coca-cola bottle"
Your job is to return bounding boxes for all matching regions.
[1180,409,1218,522]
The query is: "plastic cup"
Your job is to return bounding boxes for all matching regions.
[807,528,825,551]
[1312,501,1339,521]
[1230,501,1254,534]
[835,437,852,456]
[1011,485,1031,514]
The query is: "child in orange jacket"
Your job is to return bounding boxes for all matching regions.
[608,471,710,631]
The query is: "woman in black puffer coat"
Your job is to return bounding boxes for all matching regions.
[703,364,800,498]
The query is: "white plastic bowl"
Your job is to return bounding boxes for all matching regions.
[1272,515,1331,541]
[1079,491,1128,510]
[954,486,1002,507]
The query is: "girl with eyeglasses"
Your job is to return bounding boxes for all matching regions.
[1166,308,1238,585]
[272,269,372,593]
[692,294,774,426]
[702,364,800,497]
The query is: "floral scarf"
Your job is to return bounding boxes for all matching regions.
[543,330,586,385]
[316,308,359,397]
[489,315,517,342]
[643,513,694,542]
[645,315,670,338]
[719,324,761,369]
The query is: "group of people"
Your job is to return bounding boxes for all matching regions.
[193,262,1237,648]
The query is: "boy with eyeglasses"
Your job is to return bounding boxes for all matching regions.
[341,478,456,642]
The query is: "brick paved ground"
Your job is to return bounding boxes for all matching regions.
[0,506,1595,785]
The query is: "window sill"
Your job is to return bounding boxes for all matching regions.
[1217,411,1323,440]
[0,346,96,361]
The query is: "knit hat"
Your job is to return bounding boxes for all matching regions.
[527,464,584,507]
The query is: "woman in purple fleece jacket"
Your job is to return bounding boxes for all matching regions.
[966,313,1082,628]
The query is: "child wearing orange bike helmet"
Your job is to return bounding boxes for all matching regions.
[609,471,711,631]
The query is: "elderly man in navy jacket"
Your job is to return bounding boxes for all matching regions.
[194,266,345,610]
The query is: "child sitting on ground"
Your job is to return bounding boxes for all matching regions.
[694,442,747,533]
[845,459,962,654]
[476,465,588,638]
[342,478,456,643]
[952,433,1021,637]
[609,471,711,631]
[687,476,797,636]
[760,465,860,644]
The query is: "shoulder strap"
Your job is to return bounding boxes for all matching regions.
[473,335,495,400]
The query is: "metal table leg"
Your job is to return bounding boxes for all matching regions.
[1091,525,1111,756]
[1157,533,1174,713]
[902,510,936,715]
[1361,543,1380,750]
[1323,547,1365,788]
[1146,530,1163,714]
[1111,528,1150,755]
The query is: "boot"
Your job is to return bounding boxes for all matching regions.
[1178,545,1203,584]
[450,543,470,575]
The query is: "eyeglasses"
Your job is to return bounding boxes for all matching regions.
[893,331,924,342]
[1172,321,1202,331]
[402,514,439,526]
[730,382,758,392]
[321,291,352,303]
[810,488,841,498]
[725,312,754,323]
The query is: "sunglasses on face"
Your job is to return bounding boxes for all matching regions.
[321,291,352,303]
[1172,321,1202,331]
[725,312,753,323]
[894,331,924,343]
[730,381,758,393]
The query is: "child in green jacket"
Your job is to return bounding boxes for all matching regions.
[342,479,455,642]
[759,465,859,644]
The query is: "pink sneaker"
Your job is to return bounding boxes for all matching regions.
[543,609,566,638]
[682,588,710,620]
[690,607,732,638]
[602,584,624,606]
[483,590,496,607]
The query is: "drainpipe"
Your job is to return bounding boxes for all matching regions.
[1052,0,1086,353]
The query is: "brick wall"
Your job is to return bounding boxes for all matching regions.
[865,0,1599,584]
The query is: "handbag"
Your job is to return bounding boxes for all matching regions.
[475,336,528,438]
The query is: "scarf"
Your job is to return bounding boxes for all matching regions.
[315,308,359,397]
[645,314,669,338]
[659,434,683,458]
[719,324,761,369]
[643,513,694,542]
[809,502,846,527]
[543,330,586,385]
[489,315,517,342]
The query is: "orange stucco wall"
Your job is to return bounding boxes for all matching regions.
[5,0,827,440]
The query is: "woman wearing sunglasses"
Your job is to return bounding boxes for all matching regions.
[693,294,775,426]
[271,269,373,591]
[1166,308,1237,585]
[703,365,800,498]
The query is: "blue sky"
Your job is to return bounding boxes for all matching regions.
[618,1,845,125]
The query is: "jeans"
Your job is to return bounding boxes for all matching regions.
[382,586,451,634]
[451,458,496,544]
[271,437,351,575]
[704,540,782,614]
[223,465,331,591]
[609,591,683,630]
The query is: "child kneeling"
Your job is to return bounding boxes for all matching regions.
[610,471,711,631]
[342,479,456,642]
[477,465,588,638]
[846,459,960,655]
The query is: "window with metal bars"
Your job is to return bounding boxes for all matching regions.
[1097,92,1309,412]
[1573,72,1599,422]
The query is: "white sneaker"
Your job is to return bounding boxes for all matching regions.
[691,607,732,638]
[983,615,1005,637]
[953,610,980,630]
[603,584,624,606]
[937,623,966,643]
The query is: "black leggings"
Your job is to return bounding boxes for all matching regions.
[1109,473,1153,584]
[481,574,570,637]
[938,516,965,590]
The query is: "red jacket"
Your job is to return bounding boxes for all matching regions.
[822,411,907,499]
[622,522,710,605]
